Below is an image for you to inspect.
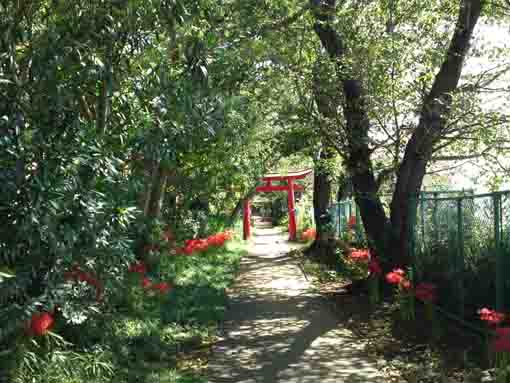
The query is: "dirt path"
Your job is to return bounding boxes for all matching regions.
[207,226,384,383]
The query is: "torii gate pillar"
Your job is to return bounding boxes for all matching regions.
[243,199,251,240]
[287,179,297,241]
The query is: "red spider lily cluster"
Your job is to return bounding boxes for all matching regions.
[385,269,437,299]
[301,228,316,241]
[28,311,55,336]
[128,261,173,295]
[479,307,505,326]
[349,248,370,262]
[176,230,234,255]
[347,248,381,276]
[477,309,510,355]
[64,265,103,302]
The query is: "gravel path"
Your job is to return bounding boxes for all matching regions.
[207,226,384,383]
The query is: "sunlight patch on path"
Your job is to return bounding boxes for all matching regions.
[207,226,384,382]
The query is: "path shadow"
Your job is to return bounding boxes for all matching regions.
[208,227,382,382]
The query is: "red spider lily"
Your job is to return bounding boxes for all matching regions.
[301,228,316,241]
[400,279,412,290]
[415,283,437,303]
[151,282,172,294]
[493,327,510,352]
[183,239,209,254]
[347,215,356,229]
[368,258,382,275]
[207,233,227,247]
[128,262,147,274]
[29,312,54,336]
[479,308,505,326]
[176,231,233,255]
[385,269,405,285]
[349,248,370,262]
[141,277,152,289]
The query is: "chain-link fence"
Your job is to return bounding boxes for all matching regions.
[411,190,510,316]
[330,189,510,317]
[329,194,393,243]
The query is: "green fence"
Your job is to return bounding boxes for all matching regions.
[330,190,510,317]
[411,190,510,316]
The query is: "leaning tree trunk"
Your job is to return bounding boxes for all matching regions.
[310,0,483,268]
[311,1,390,261]
[388,0,483,266]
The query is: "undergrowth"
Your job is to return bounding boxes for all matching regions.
[5,241,247,383]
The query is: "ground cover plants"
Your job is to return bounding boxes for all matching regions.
[3,229,246,383]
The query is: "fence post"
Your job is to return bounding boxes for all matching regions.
[337,203,341,237]
[408,194,417,276]
[433,192,439,245]
[494,193,503,310]
[456,198,465,317]
[355,199,362,233]
[420,192,425,252]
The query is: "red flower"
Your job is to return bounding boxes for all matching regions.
[141,277,152,289]
[349,248,370,262]
[368,258,382,275]
[30,312,54,336]
[415,283,437,303]
[479,308,505,326]
[347,215,356,229]
[493,328,510,352]
[400,279,412,290]
[128,262,147,274]
[207,234,225,247]
[301,228,316,241]
[385,269,405,285]
[151,282,172,294]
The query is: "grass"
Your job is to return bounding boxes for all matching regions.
[9,241,247,383]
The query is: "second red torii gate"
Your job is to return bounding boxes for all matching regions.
[243,169,312,241]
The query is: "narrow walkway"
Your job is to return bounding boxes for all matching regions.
[207,226,383,382]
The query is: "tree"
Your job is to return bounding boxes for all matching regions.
[307,0,490,267]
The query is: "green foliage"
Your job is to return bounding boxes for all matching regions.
[5,240,246,383]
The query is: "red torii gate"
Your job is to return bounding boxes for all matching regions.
[243,169,313,241]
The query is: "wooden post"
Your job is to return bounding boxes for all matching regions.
[243,199,251,240]
[287,179,297,241]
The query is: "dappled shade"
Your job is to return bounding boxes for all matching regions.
[207,227,383,382]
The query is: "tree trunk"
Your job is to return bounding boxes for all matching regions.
[311,1,390,258]
[145,164,168,219]
[305,146,337,262]
[313,147,333,240]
